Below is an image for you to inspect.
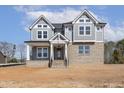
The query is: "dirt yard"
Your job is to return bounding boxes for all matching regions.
[0,64,124,88]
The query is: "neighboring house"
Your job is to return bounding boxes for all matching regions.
[0,51,7,64]
[25,9,106,67]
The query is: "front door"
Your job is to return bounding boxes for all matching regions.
[54,47,64,60]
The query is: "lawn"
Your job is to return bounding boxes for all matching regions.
[0,64,124,88]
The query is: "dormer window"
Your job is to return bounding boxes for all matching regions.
[37,24,42,28]
[43,25,47,28]
[97,27,100,31]
[86,26,91,35]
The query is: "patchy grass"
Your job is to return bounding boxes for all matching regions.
[0,64,124,87]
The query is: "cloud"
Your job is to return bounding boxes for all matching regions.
[13,6,124,42]
[104,23,124,42]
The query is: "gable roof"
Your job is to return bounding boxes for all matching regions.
[29,15,55,30]
[49,33,70,42]
[72,9,105,25]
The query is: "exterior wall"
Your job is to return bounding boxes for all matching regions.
[73,15,96,41]
[65,26,72,41]
[31,20,54,41]
[95,26,104,41]
[0,52,6,64]
[68,42,104,64]
[26,60,49,67]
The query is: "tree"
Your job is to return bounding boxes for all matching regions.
[17,44,26,62]
[0,41,16,59]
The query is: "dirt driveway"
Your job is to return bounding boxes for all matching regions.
[0,64,124,88]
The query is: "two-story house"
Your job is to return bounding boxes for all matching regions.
[25,9,106,67]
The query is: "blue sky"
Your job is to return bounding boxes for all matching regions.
[0,5,124,44]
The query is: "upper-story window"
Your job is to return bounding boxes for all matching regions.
[79,26,84,35]
[43,25,47,28]
[37,24,42,28]
[43,31,47,38]
[37,30,47,39]
[79,19,84,22]
[38,31,42,38]
[68,27,72,31]
[86,26,91,35]
[79,26,91,36]
[86,19,90,22]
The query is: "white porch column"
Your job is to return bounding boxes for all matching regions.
[26,45,30,60]
[65,43,68,62]
[50,43,54,61]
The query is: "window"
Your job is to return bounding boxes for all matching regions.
[37,31,47,39]
[37,47,48,58]
[85,45,90,54]
[86,19,90,22]
[79,46,84,54]
[37,24,42,28]
[97,27,100,31]
[79,19,84,22]
[79,45,90,55]
[43,25,47,28]
[68,27,72,31]
[43,48,48,58]
[79,26,84,35]
[38,31,42,38]
[43,31,47,38]
[86,26,91,35]
[37,48,42,58]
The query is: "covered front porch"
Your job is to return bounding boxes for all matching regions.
[49,33,69,68]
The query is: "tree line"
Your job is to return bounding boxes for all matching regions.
[105,39,124,64]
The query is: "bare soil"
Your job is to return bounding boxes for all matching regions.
[0,64,124,88]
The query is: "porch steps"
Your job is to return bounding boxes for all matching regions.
[52,60,66,68]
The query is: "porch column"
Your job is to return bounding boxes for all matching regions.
[65,43,68,64]
[26,45,30,60]
[50,43,54,61]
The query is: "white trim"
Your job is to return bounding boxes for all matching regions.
[29,15,55,30]
[72,9,99,24]
[78,25,92,36]
[49,33,69,42]
[36,30,48,40]
[37,47,48,58]
[26,45,30,60]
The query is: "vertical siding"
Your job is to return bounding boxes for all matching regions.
[65,27,72,41]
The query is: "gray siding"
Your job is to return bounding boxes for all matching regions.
[96,32,103,41]
[31,20,54,41]
[73,23,95,41]
[65,27,72,41]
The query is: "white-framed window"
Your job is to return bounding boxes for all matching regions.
[68,27,72,31]
[37,47,48,58]
[79,45,90,55]
[37,24,42,28]
[79,26,91,36]
[79,19,84,22]
[43,25,47,28]
[43,31,47,38]
[79,26,84,35]
[37,30,48,39]
[38,31,42,39]
[86,19,90,22]
[85,26,91,35]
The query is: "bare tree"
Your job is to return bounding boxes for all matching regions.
[17,44,26,62]
[0,41,16,59]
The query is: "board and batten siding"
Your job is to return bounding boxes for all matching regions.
[64,27,72,41]
[30,20,54,41]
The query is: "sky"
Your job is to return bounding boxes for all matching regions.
[0,5,124,44]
